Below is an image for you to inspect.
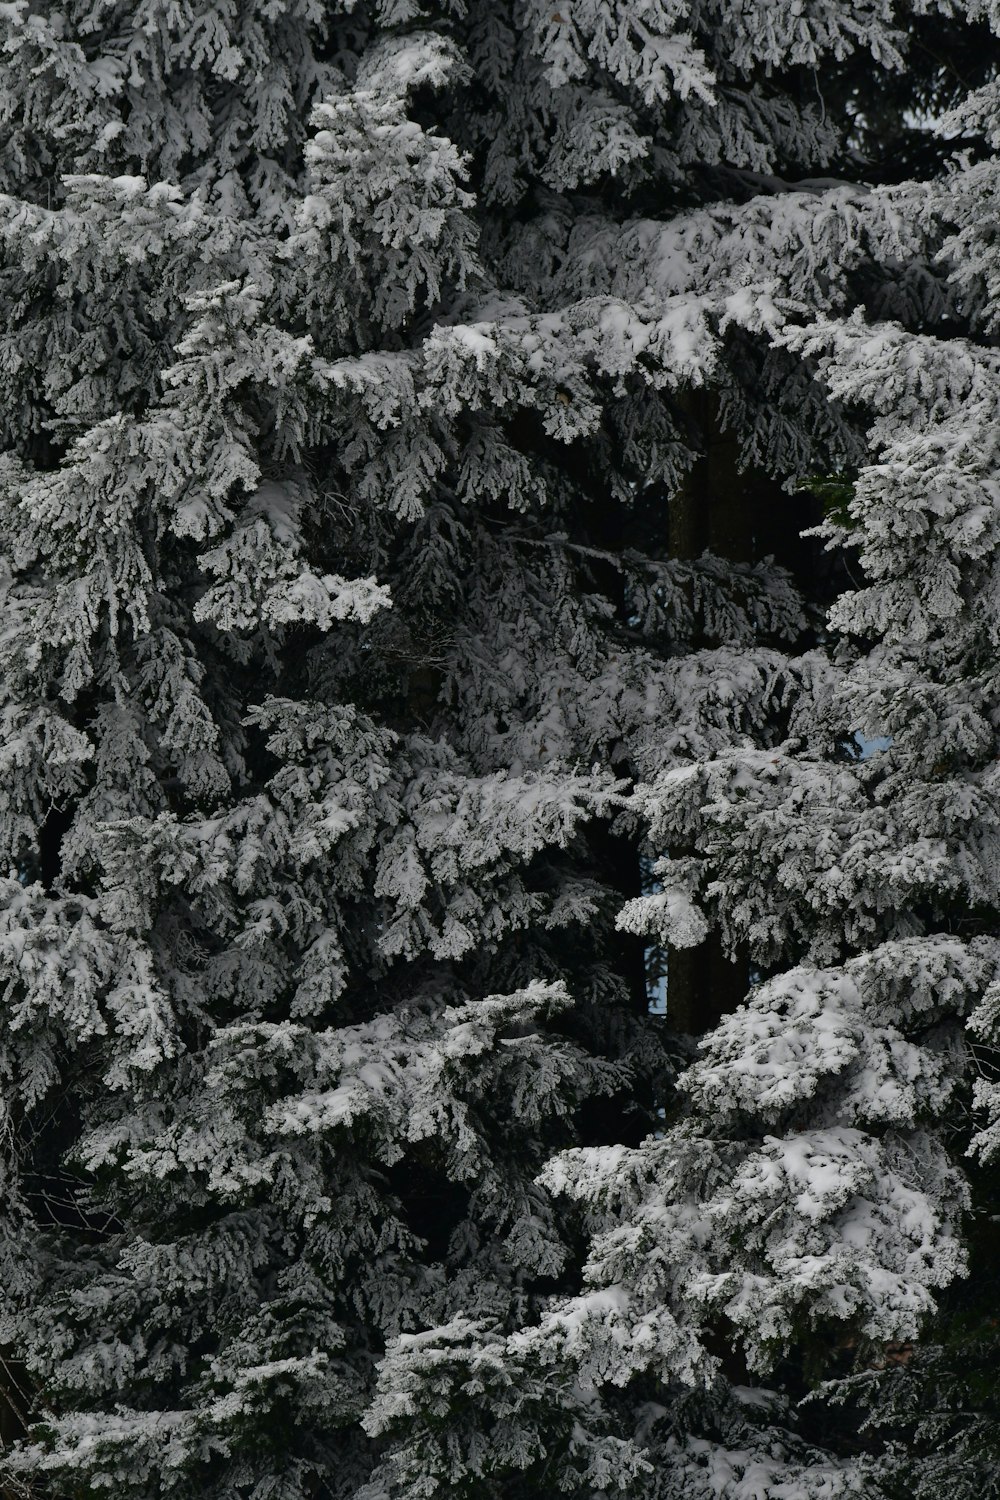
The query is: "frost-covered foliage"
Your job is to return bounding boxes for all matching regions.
[0,2,995,1499]
[407,22,1000,1499]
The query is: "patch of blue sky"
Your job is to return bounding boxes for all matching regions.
[855,731,892,759]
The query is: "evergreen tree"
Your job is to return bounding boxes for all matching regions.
[0,3,992,1499]
[365,10,1000,1500]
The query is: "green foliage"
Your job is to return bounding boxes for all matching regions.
[799,471,858,529]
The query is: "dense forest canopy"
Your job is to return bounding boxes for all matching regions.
[0,3,997,1498]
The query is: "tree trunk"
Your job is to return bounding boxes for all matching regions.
[665,391,757,1035]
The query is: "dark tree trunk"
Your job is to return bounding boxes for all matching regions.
[588,819,649,1019]
[664,391,761,1035]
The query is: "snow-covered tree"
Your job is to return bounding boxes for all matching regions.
[364,13,1000,1500]
[0,2,994,1498]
